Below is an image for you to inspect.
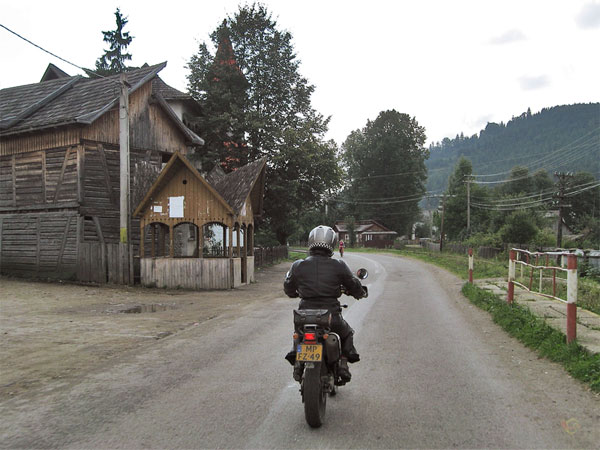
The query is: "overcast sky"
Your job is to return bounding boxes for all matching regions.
[1,0,599,146]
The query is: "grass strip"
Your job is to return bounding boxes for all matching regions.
[346,247,507,279]
[462,283,600,392]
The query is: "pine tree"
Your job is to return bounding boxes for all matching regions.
[95,8,134,76]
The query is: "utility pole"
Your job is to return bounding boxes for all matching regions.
[466,175,471,236]
[119,73,131,284]
[554,172,572,248]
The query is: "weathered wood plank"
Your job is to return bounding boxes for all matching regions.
[36,216,41,274]
[57,215,72,270]
[12,155,16,207]
[97,144,116,207]
[53,147,72,203]
[0,217,3,271]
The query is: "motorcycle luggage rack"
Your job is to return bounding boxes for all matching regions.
[293,309,331,329]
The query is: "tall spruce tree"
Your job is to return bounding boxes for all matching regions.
[95,8,134,76]
[187,21,249,170]
[187,4,341,244]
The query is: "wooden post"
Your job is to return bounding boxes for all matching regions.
[169,224,174,257]
[151,223,156,257]
[159,224,165,256]
[140,223,145,258]
[236,225,241,258]
[566,254,578,344]
[198,223,204,258]
[439,195,445,252]
[119,73,131,284]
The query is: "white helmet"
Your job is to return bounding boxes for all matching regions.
[308,225,338,255]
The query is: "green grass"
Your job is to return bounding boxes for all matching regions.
[288,251,306,261]
[346,247,600,314]
[462,283,600,392]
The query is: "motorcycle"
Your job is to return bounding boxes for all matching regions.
[291,268,369,428]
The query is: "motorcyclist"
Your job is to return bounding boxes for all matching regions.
[283,225,366,383]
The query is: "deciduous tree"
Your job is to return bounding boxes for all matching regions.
[341,110,428,235]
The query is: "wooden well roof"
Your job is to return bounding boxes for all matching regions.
[133,151,233,219]
[133,153,267,223]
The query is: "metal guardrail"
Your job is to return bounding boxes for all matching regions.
[508,248,578,343]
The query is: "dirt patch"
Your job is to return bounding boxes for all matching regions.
[0,263,288,400]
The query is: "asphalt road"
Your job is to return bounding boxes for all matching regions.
[2,253,599,448]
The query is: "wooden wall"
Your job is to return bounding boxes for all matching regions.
[0,211,79,278]
[0,146,79,209]
[0,142,166,280]
[0,76,201,283]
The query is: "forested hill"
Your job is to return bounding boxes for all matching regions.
[425,103,600,196]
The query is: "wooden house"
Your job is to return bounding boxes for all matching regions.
[0,62,204,282]
[334,219,398,248]
[134,152,266,289]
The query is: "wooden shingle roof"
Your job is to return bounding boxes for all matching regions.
[0,62,202,144]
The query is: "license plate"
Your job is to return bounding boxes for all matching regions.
[297,344,322,362]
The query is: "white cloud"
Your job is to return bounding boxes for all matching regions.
[575,2,600,29]
[518,75,550,91]
[489,29,526,45]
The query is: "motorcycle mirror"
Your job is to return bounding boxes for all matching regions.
[356,268,368,279]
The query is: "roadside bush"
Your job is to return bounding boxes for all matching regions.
[464,231,503,248]
[531,228,556,249]
[500,211,539,247]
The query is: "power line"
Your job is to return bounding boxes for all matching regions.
[0,23,106,80]
[470,180,598,204]
[469,128,599,180]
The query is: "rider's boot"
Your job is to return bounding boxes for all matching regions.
[293,361,304,381]
[338,357,351,383]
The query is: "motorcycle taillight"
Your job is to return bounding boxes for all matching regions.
[304,332,317,343]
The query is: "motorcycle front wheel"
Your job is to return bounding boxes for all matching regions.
[303,362,327,427]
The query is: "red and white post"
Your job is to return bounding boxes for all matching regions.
[468,248,474,284]
[566,254,578,344]
[507,249,516,304]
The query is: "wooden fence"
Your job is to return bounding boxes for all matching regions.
[420,241,503,259]
[253,245,288,267]
[77,242,131,284]
[76,243,287,285]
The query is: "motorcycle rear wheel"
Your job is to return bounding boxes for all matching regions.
[303,363,327,428]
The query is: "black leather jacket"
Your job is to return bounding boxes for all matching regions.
[284,252,364,308]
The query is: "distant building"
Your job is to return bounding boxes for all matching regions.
[333,220,398,248]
